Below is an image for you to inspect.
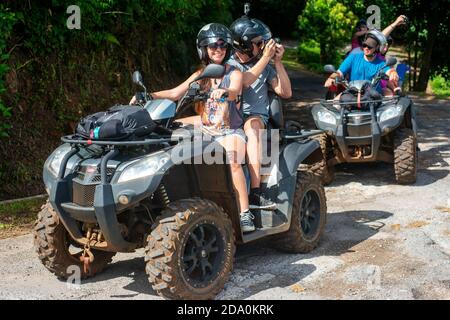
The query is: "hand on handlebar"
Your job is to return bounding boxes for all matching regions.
[210,88,228,101]
[324,77,335,88]
[130,92,152,105]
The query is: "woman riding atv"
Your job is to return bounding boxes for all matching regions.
[130,23,256,233]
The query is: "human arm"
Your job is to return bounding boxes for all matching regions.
[129,70,201,104]
[241,39,277,88]
[382,15,407,37]
[352,30,367,39]
[269,44,292,98]
[209,69,243,102]
[324,54,351,87]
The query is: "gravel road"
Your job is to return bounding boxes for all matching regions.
[0,68,449,300]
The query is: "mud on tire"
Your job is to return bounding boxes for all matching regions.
[33,201,115,279]
[145,198,235,300]
[271,171,327,253]
[301,133,335,185]
[393,128,418,184]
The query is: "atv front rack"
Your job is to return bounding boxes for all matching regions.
[319,95,400,111]
[61,134,179,146]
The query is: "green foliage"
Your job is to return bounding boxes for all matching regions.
[0,0,235,200]
[298,0,357,64]
[0,6,20,138]
[0,196,46,232]
[431,74,450,97]
[296,40,322,73]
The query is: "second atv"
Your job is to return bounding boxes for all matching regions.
[309,57,418,185]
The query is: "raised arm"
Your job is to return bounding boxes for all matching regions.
[241,39,277,87]
[269,44,292,98]
[382,15,407,37]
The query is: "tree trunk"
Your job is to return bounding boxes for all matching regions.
[319,41,327,65]
[415,12,439,91]
[413,40,418,89]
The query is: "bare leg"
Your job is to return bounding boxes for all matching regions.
[244,117,265,189]
[218,135,248,212]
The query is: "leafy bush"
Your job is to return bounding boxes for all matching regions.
[297,39,345,73]
[0,0,234,200]
[431,74,450,97]
[298,0,357,64]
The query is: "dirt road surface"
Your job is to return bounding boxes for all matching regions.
[1,68,449,300]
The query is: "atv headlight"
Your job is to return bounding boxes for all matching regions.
[317,110,337,125]
[118,151,170,183]
[47,144,72,177]
[379,106,402,123]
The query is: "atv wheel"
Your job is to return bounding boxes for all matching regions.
[33,201,115,279]
[145,198,235,300]
[303,133,335,185]
[393,128,418,184]
[271,171,327,253]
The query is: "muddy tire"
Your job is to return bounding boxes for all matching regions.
[33,201,115,279]
[145,198,235,300]
[303,133,335,185]
[271,171,327,253]
[393,128,418,184]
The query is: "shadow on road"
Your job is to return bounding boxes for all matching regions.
[83,256,157,298]
[328,161,449,188]
[217,209,393,299]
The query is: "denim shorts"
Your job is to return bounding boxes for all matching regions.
[201,126,247,144]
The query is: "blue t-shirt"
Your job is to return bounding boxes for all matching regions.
[396,63,409,80]
[338,52,388,92]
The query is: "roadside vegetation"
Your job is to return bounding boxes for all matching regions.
[0,196,46,238]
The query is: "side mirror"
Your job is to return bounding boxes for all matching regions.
[193,64,225,82]
[324,64,337,73]
[132,71,144,87]
[385,57,397,68]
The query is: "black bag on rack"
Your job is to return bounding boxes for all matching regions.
[75,105,156,140]
[339,82,382,111]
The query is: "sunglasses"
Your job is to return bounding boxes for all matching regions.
[207,41,227,49]
[362,43,374,50]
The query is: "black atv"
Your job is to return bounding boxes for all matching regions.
[309,57,418,185]
[34,64,327,299]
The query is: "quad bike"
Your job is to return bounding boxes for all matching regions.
[309,57,418,185]
[34,64,327,300]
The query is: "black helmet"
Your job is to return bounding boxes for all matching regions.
[196,23,233,64]
[230,16,272,56]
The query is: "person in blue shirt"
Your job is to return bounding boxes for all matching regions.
[396,60,410,89]
[325,30,399,97]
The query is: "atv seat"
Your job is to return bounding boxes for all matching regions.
[268,91,284,129]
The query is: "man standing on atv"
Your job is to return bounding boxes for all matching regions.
[228,16,292,212]
[324,29,399,97]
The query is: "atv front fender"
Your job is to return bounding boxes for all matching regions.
[279,139,321,179]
